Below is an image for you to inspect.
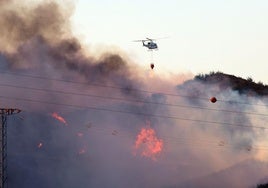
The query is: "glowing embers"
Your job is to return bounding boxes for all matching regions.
[37,142,43,148]
[77,132,84,137]
[78,148,86,155]
[135,123,163,160]
[51,112,67,125]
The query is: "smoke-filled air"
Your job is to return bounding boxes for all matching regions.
[0,1,268,188]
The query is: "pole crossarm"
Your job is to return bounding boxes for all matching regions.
[0,109,21,115]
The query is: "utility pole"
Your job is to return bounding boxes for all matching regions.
[0,108,21,188]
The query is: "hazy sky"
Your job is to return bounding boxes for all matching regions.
[72,0,268,84]
[1,1,268,187]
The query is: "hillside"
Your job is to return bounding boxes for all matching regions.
[172,159,268,188]
[194,71,268,96]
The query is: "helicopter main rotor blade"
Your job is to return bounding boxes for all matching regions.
[152,37,170,40]
[145,37,169,41]
[133,39,151,42]
[146,38,154,41]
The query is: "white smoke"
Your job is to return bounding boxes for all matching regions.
[0,1,268,188]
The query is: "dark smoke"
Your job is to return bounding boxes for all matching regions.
[0,0,140,97]
[0,1,70,51]
[0,1,268,188]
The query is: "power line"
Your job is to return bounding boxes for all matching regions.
[0,71,185,97]
[86,123,268,151]
[7,126,268,163]
[76,125,268,152]
[5,118,267,164]
[1,70,267,107]
[1,95,268,131]
[0,83,268,117]
[88,125,268,150]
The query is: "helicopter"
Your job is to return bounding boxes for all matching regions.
[133,37,168,69]
[133,38,158,50]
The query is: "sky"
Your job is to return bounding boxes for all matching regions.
[1,0,268,187]
[72,0,268,84]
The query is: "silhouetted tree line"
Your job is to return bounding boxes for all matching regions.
[195,71,268,96]
[257,183,268,188]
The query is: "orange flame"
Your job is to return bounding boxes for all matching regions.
[78,149,86,155]
[77,132,84,137]
[51,112,67,125]
[135,123,163,160]
[37,142,43,148]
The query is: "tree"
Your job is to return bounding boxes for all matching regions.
[257,183,268,188]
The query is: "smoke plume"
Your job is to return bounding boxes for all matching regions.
[0,1,267,188]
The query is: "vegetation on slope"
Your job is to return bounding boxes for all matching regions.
[195,71,268,96]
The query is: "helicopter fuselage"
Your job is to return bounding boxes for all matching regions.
[142,41,158,50]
